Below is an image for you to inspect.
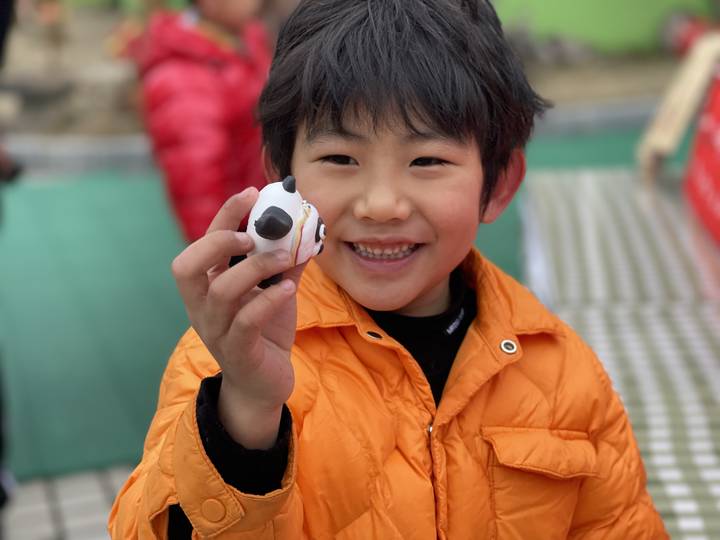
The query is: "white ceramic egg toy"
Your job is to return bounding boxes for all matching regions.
[246,176,326,287]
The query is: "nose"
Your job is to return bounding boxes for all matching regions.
[353,179,411,222]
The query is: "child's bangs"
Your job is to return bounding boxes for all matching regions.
[301,84,484,146]
[295,5,490,145]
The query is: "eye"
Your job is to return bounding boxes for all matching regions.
[411,157,449,167]
[320,155,358,166]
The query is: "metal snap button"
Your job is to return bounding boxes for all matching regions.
[500,339,518,354]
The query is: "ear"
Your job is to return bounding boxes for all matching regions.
[262,146,280,182]
[480,149,526,224]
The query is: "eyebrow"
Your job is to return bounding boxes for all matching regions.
[306,126,457,145]
[305,126,367,144]
[404,131,457,143]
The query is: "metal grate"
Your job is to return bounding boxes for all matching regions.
[525,169,720,538]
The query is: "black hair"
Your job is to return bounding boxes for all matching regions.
[258,0,550,213]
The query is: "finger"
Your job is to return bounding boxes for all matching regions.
[204,250,294,331]
[206,187,259,235]
[227,278,296,350]
[172,230,253,309]
[209,249,293,298]
[283,261,308,287]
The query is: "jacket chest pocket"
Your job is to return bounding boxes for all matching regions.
[479,427,598,540]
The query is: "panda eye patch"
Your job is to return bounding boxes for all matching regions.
[320,155,358,166]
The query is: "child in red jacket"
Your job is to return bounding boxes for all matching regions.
[130,0,271,242]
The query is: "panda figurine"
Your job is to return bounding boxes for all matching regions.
[247,176,326,288]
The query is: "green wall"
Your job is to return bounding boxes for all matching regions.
[495,0,713,53]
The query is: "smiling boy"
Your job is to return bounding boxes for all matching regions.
[110,1,667,538]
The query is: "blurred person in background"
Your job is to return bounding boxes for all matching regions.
[127,0,272,243]
[143,0,170,12]
[0,0,17,518]
[0,0,21,184]
[0,1,13,65]
[35,0,66,54]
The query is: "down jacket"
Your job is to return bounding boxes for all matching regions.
[131,12,271,242]
[110,250,667,539]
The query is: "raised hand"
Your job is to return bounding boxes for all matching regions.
[171,187,303,448]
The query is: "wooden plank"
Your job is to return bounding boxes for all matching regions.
[637,33,720,184]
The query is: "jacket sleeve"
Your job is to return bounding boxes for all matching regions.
[141,61,232,242]
[108,329,307,539]
[196,375,291,494]
[568,341,668,539]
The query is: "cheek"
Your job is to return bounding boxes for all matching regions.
[294,170,345,229]
[425,186,482,236]
[311,198,344,236]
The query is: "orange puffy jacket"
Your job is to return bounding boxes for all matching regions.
[110,250,667,539]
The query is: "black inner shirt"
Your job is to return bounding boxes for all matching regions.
[367,267,477,404]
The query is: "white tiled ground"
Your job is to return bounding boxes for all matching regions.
[525,169,720,538]
[3,466,133,540]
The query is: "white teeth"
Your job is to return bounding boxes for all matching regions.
[352,243,417,260]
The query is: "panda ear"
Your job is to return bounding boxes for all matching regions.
[282,176,297,193]
[254,206,294,240]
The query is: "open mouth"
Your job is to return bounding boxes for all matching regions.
[349,242,421,260]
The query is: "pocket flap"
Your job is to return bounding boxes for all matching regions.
[481,427,598,479]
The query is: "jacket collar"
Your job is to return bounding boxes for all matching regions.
[296,248,563,340]
[295,262,356,330]
[296,250,564,420]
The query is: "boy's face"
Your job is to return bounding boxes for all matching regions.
[199,0,262,30]
[290,115,484,317]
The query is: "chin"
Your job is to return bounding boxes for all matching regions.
[347,286,415,313]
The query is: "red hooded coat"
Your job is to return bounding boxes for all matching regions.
[131,12,271,242]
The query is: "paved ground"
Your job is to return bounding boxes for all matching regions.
[4,466,132,540]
